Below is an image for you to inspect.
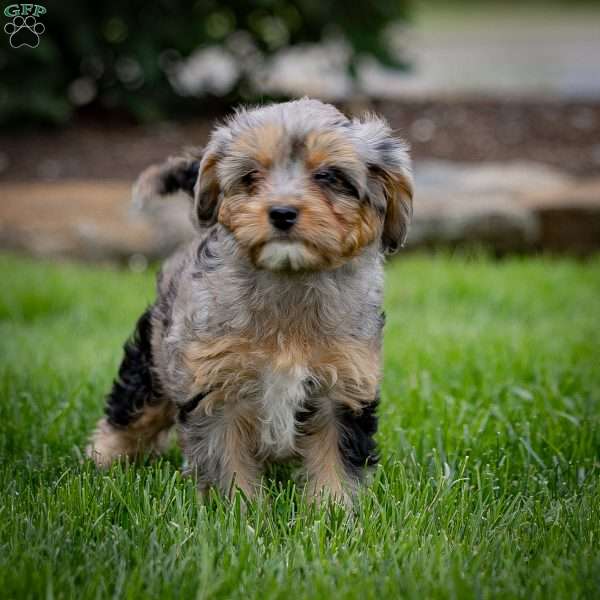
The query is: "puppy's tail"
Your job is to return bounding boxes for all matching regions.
[132,148,202,212]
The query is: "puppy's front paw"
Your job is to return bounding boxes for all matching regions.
[304,480,356,509]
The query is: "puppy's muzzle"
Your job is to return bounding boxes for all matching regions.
[269,206,298,232]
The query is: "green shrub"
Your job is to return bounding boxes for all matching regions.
[0,0,411,126]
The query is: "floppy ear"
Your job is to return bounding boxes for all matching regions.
[192,125,232,229]
[193,145,221,229]
[352,116,414,254]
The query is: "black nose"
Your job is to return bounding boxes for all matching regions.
[269,206,298,231]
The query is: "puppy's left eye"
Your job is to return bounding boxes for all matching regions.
[313,168,358,198]
[313,169,341,186]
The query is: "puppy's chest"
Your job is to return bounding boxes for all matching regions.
[184,332,379,455]
[257,364,310,459]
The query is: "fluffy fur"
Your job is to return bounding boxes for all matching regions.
[87,98,413,504]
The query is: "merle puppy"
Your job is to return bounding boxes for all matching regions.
[87,98,413,504]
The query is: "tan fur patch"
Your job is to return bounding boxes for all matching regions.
[86,403,176,467]
[231,123,285,169]
[221,409,261,496]
[304,130,362,173]
[177,400,263,498]
[380,168,414,250]
[184,333,379,414]
[220,185,381,272]
[299,408,356,505]
[313,339,380,412]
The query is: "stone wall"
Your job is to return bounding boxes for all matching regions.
[1,161,598,265]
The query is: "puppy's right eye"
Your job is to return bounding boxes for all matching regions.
[240,170,259,187]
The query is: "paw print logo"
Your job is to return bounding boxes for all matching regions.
[4,15,45,48]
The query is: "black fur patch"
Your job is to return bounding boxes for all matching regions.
[177,391,210,423]
[105,308,161,428]
[295,396,319,427]
[336,395,379,477]
[161,160,200,197]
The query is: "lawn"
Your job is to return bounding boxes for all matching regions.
[1,252,599,599]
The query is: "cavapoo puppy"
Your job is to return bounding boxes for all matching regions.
[87,98,413,504]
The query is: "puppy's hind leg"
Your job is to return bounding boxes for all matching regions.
[87,308,176,467]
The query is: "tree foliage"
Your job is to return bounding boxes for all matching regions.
[0,0,411,126]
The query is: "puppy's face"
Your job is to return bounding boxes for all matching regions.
[161,100,413,272]
[218,123,384,272]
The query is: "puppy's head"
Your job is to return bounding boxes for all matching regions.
[138,99,413,272]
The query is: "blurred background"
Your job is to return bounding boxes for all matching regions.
[1,0,599,265]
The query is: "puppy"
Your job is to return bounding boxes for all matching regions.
[87,98,413,504]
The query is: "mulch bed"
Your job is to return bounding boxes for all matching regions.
[2,98,599,182]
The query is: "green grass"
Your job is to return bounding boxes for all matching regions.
[1,252,599,599]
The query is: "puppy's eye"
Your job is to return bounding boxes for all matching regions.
[240,170,259,187]
[313,169,340,186]
[313,168,358,198]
